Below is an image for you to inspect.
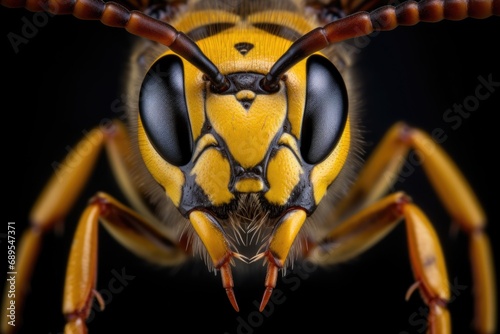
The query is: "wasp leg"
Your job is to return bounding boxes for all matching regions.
[0,119,179,334]
[251,209,308,312]
[188,210,245,312]
[328,121,495,334]
[1,126,105,334]
[310,192,451,333]
[62,192,186,333]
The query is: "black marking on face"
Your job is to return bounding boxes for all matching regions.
[234,42,254,56]
[187,23,236,41]
[252,23,302,41]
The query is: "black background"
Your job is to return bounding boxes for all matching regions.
[1,4,499,334]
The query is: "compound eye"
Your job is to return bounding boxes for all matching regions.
[139,55,193,166]
[300,55,348,164]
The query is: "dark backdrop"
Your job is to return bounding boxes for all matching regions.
[1,4,499,334]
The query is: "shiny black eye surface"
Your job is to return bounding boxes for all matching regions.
[139,55,193,166]
[300,55,348,164]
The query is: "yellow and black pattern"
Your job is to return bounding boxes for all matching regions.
[1,0,498,333]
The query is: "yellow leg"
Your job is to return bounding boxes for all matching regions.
[310,192,451,333]
[62,192,186,333]
[327,122,495,333]
[1,119,177,334]
[1,126,105,334]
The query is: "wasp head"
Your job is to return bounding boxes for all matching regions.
[138,50,351,221]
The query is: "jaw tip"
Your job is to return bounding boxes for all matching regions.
[259,287,273,312]
[226,288,240,312]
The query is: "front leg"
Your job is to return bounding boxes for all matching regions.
[63,192,187,334]
[1,126,106,334]
[309,192,452,333]
[1,119,172,334]
[321,122,495,333]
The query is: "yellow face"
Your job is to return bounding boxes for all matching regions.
[137,21,350,218]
